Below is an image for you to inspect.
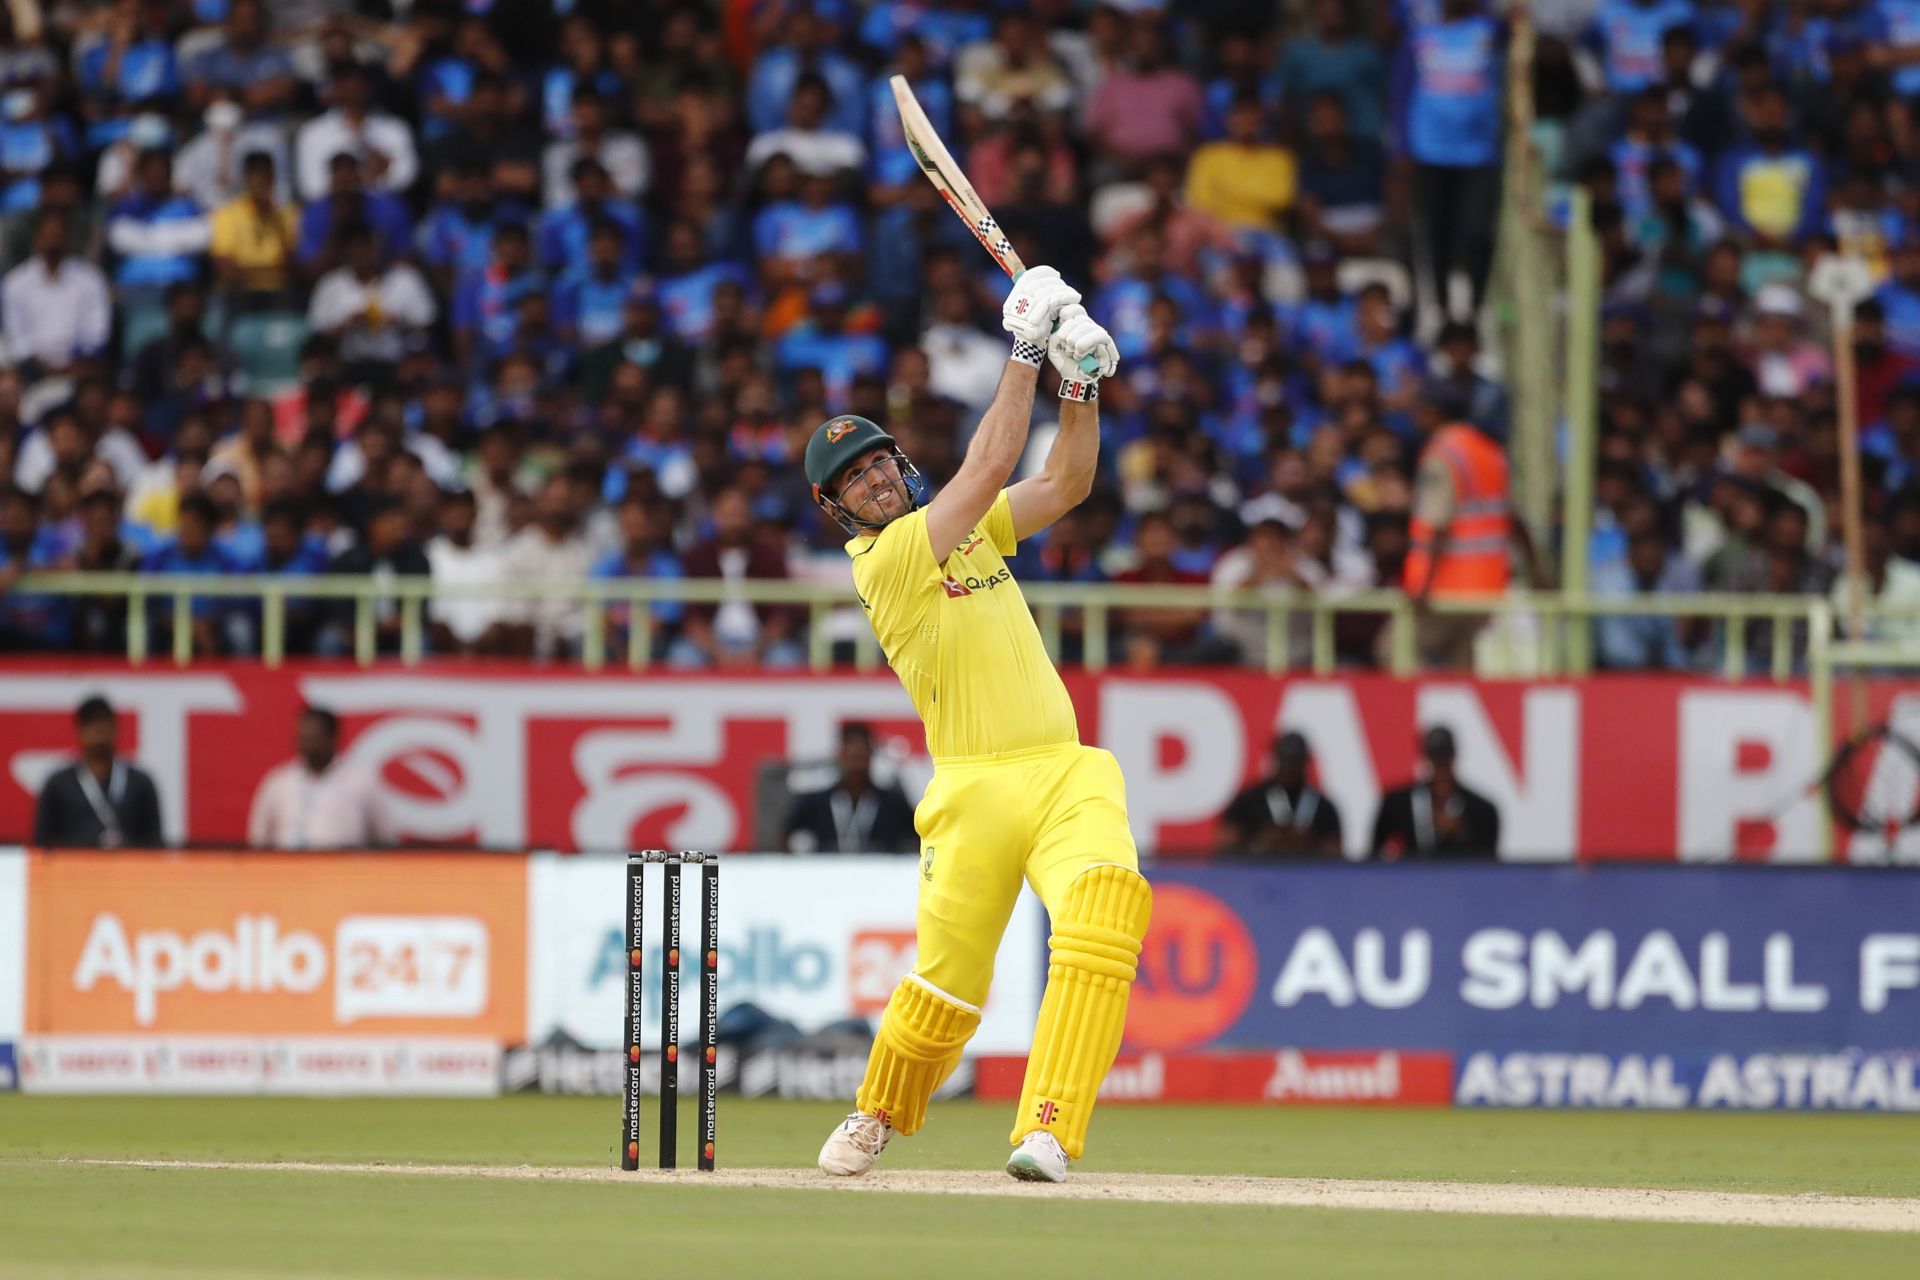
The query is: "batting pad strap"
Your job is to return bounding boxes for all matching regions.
[856,975,981,1136]
[1012,865,1152,1160]
[1010,338,1047,368]
[1058,376,1099,403]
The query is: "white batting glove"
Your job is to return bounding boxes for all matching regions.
[1001,265,1081,347]
[1047,304,1118,401]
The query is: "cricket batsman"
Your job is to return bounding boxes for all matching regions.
[805,267,1148,1184]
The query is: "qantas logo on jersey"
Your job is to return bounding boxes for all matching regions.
[941,568,1011,598]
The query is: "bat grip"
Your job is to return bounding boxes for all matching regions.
[1009,270,1102,376]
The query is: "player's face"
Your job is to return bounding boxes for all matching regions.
[836,447,910,526]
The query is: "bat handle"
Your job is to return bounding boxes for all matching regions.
[1010,270,1102,377]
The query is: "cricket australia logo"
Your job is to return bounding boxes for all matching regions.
[826,418,857,442]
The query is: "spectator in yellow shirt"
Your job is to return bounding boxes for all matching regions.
[1184,95,1296,233]
[211,151,298,301]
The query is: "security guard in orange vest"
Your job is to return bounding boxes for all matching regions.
[1404,411,1540,668]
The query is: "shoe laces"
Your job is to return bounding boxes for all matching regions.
[841,1112,890,1153]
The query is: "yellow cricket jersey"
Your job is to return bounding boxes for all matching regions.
[847,489,1078,760]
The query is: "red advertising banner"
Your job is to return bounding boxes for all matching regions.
[0,662,1907,860]
[975,1050,1456,1106]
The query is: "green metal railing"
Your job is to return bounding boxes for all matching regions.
[13,571,1918,679]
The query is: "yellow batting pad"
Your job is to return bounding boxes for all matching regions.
[855,976,981,1136]
[1012,864,1153,1159]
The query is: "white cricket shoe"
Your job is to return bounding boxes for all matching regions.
[818,1111,892,1176]
[1005,1130,1069,1183]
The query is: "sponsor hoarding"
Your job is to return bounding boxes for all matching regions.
[1,664,1914,860]
[18,1035,499,1095]
[1129,865,1920,1062]
[526,854,1043,1053]
[1454,1050,1920,1111]
[25,851,526,1039]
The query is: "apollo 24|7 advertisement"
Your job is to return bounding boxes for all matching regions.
[10,849,520,1094]
[1,664,1917,860]
[1024,864,1920,1111]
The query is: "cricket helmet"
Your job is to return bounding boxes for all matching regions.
[805,414,925,534]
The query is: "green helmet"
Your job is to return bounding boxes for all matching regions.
[804,414,923,533]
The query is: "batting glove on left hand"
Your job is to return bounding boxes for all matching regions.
[1001,265,1081,345]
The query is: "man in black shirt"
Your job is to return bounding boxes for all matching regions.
[1370,726,1500,860]
[1217,731,1344,858]
[33,696,164,849]
[785,723,918,854]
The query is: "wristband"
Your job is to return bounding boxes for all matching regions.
[1010,338,1046,368]
[1058,376,1099,403]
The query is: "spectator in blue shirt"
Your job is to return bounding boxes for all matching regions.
[1290,242,1360,365]
[297,152,413,277]
[542,15,626,137]
[143,491,246,655]
[1297,93,1389,257]
[1610,87,1702,218]
[77,0,181,119]
[538,156,645,275]
[754,170,862,293]
[1203,28,1285,140]
[1352,283,1428,421]
[1593,527,1702,669]
[1712,86,1826,248]
[592,493,685,656]
[416,159,513,297]
[181,0,296,117]
[0,85,77,215]
[452,221,544,374]
[1874,241,1920,360]
[554,219,640,348]
[773,282,890,410]
[418,16,512,143]
[0,485,67,650]
[747,10,866,138]
[255,497,327,653]
[656,217,754,345]
[1587,0,1696,94]
[859,0,991,67]
[1867,0,1920,99]
[106,149,210,290]
[1278,0,1387,141]
[1397,0,1505,321]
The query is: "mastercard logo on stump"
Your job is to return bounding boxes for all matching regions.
[1124,884,1257,1051]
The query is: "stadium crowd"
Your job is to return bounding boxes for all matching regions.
[0,0,1916,671]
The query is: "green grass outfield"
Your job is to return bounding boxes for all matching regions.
[2,1096,1917,1278]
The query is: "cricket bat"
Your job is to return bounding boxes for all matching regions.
[890,74,1099,374]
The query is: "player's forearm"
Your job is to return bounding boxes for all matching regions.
[958,359,1040,487]
[1041,396,1098,500]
